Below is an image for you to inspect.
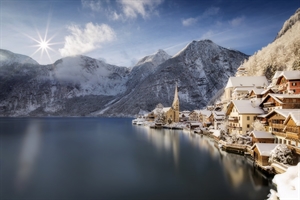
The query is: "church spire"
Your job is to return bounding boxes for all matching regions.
[172,83,179,110]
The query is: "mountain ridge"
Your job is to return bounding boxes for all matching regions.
[0,39,247,116]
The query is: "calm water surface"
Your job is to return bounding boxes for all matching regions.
[1,117,273,200]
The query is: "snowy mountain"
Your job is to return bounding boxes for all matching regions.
[0,40,247,117]
[101,40,248,116]
[0,49,39,66]
[0,54,130,116]
[242,8,300,79]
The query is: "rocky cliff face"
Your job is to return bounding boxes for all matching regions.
[0,41,248,117]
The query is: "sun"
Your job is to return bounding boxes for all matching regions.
[24,26,59,63]
[39,40,49,50]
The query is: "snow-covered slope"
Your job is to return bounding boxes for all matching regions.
[242,8,300,79]
[0,40,247,117]
[0,49,39,66]
[135,49,171,67]
[103,40,248,116]
[53,55,129,96]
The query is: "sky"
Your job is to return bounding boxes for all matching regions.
[0,0,300,67]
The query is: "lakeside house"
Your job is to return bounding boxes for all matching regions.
[226,100,264,134]
[251,143,279,166]
[270,71,300,94]
[250,130,275,144]
[224,76,268,103]
[260,93,300,113]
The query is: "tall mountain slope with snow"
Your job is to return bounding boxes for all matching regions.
[243,8,300,79]
[102,40,248,116]
[0,53,130,116]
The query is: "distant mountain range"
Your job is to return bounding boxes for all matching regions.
[0,40,248,117]
[5,6,299,117]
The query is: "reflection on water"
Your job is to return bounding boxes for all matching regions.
[133,125,273,193]
[133,126,180,167]
[1,118,273,200]
[15,121,41,192]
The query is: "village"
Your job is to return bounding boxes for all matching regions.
[132,67,300,176]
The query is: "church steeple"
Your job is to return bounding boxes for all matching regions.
[172,83,179,110]
[172,83,179,122]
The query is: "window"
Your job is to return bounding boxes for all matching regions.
[292,82,297,86]
[247,116,250,120]
[254,116,256,120]
[247,124,250,128]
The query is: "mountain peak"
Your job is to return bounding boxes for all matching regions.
[135,49,171,67]
[173,39,218,58]
[0,49,39,66]
[275,8,300,40]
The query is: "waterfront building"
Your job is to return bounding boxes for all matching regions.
[283,112,300,153]
[199,109,213,127]
[260,94,300,113]
[226,100,264,134]
[251,143,279,166]
[250,130,275,144]
[189,110,201,122]
[224,76,268,103]
[270,71,300,94]
[213,111,226,130]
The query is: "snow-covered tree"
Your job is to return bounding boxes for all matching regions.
[269,144,294,165]
[252,119,265,131]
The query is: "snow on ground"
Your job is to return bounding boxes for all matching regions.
[268,162,300,200]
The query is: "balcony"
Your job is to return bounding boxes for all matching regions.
[271,123,285,129]
[263,102,275,107]
[228,117,238,123]
[272,131,286,137]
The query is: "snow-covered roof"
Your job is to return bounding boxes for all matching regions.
[274,71,300,81]
[250,131,275,139]
[233,87,255,92]
[231,100,264,114]
[199,109,212,117]
[250,88,265,95]
[272,71,283,79]
[225,76,268,89]
[211,129,221,137]
[213,111,225,116]
[284,111,300,126]
[261,88,273,95]
[252,143,279,156]
[190,122,202,126]
[260,93,300,106]
[271,93,300,99]
[265,109,299,118]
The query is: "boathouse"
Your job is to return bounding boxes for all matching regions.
[251,143,279,166]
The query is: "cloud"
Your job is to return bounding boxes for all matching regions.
[81,0,164,20]
[119,0,164,19]
[182,6,220,26]
[203,6,220,17]
[182,17,198,26]
[229,16,245,27]
[59,22,116,57]
[81,0,102,12]
[201,30,215,39]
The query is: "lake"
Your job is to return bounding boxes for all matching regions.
[0,117,273,199]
